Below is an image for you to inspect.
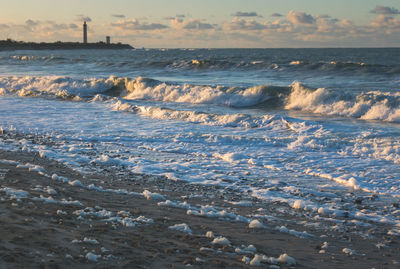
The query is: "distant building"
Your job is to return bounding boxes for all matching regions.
[83,21,87,44]
[106,36,110,44]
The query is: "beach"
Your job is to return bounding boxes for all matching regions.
[1,131,399,268]
[1,47,400,268]
[2,0,400,266]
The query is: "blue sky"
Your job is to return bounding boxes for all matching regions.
[1,0,399,47]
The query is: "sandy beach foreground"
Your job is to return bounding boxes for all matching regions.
[0,146,399,268]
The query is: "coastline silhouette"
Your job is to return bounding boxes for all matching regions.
[0,39,133,51]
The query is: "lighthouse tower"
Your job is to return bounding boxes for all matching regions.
[83,21,88,44]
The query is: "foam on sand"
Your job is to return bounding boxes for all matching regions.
[0,187,29,200]
[248,253,296,266]
[249,219,264,229]
[168,223,193,234]
[211,236,231,246]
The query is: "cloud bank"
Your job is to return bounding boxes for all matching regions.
[2,6,400,48]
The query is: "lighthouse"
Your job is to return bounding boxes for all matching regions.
[83,21,88,44]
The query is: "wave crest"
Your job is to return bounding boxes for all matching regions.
[0,76,116,99]
[2,75,400,123]
[123,76,288,107]
[286,82,400,123]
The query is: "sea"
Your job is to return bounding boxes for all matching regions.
[1,48,400,228]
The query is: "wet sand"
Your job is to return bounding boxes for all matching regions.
[0,148,399,268]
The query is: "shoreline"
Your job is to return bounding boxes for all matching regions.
[1,140,399,268]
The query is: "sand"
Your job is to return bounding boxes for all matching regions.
[0,148,399,268]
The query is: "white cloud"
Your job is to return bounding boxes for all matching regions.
[171,18,214,30]
[370,15,400,34]
[2,8,400,47]
[227,17,271,31]
[287,10,316,25]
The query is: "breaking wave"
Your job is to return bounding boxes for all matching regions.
[1,75,400,123]
[0,76,115,99]
[286,82,400,123]
[121,77,289,107]
[0,75,288,107]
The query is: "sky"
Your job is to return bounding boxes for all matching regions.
[1,0,399,48]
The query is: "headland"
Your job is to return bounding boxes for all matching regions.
[0,39,133,51]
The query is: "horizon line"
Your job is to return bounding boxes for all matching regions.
[1,39,400,50]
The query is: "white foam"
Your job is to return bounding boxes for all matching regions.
[33,185,57,195]
[142,190,166,200]
[277,253,296,265]
[69,180,84,187]
[342,248,355,255]
[292,199,307,210]
[158,200,191,209]
[211,236,231,245]
[213,152,245,163]
[277,226,314,238]
[73,207,153,227]
[56,209,67,215]
[83,237,99,244]
[16,163,46,173]
[33,195,83,206]
[86,252,101,262]
[187,205,248,223]
[168,223,192,234]
[249,219,264,229]
[205,231,214,238]
[249,253,296,266]
[136,104,277,128]
[0,187,29,200]
[0,159,21,165]
[235,245,257,254]
[73,207,114,218]
[230,200,252,207]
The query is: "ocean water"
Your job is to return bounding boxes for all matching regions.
[1,48,400,227]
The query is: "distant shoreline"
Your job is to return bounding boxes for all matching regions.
[0,39,133,51]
